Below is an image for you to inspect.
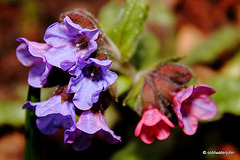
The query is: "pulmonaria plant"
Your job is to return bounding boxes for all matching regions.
[16,10,120,151]
[134,63,217,144]
[134,79,175,144]
[17,8,217,153]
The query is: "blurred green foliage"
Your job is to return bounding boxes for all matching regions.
[207,51,240,117]
[0,85,54,126]
[116,75,133,96]
[183,26,240,65]
[208,75,240,116]
[0,85,27,126]
[111,137,175,160]
[0,101,25,126]
[148,0,175,27]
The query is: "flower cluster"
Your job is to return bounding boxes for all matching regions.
[16,15,121,151]
[16,9,218,150]
[135,63,217,144]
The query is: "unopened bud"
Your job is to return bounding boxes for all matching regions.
[141,79,162,113]
[60,9,99,29]
[154,63,193,84]
[152,75,183,105]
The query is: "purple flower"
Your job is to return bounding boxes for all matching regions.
[23,95,75,135]
[44,16,100,70]
[173,84,217,135]
[66,58,118,110]
[64,110,121,151]
[16,38,52,88]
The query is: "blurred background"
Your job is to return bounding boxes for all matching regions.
[0,0,240,159]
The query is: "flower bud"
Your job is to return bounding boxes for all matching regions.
[140,78,165,114]
[151,75,183,105]
[60,9,100,29]
[154,63,193,84]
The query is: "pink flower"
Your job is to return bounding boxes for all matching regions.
[173,84,217,135]
[134,107,174,144]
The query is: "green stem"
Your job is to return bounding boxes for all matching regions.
[25,86,41,160]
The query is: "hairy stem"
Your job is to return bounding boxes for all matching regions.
[25,86,41,160]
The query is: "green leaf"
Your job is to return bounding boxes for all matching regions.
[183,26,240,65]
[107,0,149,60]
[123,72,145,111]
[130,32,161,70]
[98,1,122,31]
[207,76,240,116]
